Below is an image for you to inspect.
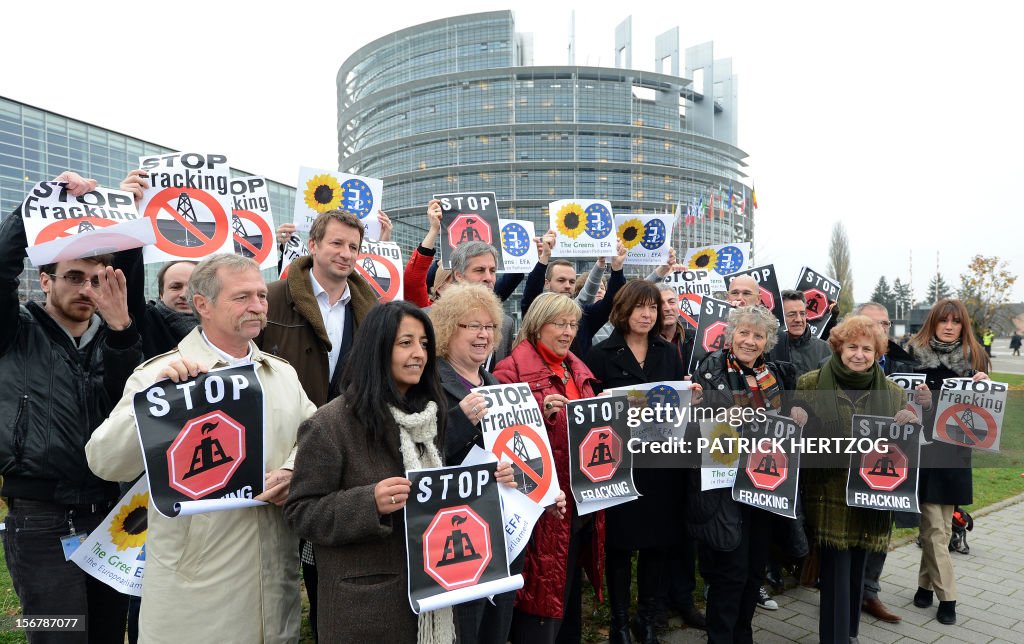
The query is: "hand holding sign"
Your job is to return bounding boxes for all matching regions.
[120,170,150,205]
[53,171,97,196]
[255,468,293,506]
[376,476,412,514]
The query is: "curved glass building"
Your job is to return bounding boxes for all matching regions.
[337,10,751,255]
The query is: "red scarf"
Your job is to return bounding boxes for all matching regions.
[535,341,581,400]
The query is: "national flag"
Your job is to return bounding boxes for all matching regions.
[752,184,759,209]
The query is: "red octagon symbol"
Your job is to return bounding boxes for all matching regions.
[423,505,492,591]
[803,288,828,321]
[167,411,246,500]
[758,286,775,311]
[579,426,622,483]
[447,213,492,248]
[860,442,908,492]
[746,442,788,491]
[702,320,728,353]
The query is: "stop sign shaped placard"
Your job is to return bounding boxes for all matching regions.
[859,442,908,491]
[167,411,246,500]
[423,506,492,591]
[702,320,728,353]
[746,442,788,491]
[579,426,622,483]
[447,213,492,247]
[758,286,775,310]
[803,288,828,321]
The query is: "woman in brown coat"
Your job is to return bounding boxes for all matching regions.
[284,301,453,643]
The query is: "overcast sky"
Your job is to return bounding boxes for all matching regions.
[3,0,1020,303]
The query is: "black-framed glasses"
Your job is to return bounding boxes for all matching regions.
[457,322,497,333]
[47,272,101,288]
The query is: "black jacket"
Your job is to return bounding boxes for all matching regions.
[881,339,917,375]
[585,330,687,549]
[911,352,973,506]
[769,326,832,376]
[115,247,197,358]
[0,208,143,504]
[438,358,499,464]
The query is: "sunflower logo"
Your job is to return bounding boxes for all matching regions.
[109,492,149,551]
[555,203,587,239]
[709,422,740,466]
[618,218,645,249]
[303,174,343,213]
[688,248,719,271]
[625,388,647,411]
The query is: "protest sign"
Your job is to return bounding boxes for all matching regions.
[132,365,266,517]
[698,421,741,491]
[356,240,403,302]
[723,264,786,331]
[846,415,921,513]
[682,242,751,291]
[279,232,308,278]
[70,478,148,596]
[689,296,732,374]
[405,462,523,613]
[461,446,543,563]
[473,383,558,507]
[549,199,616,258]
[293,167,383,240]
[615,214,674,265]
[435,192,503,269]
[731,412,802,518]
[795,267,841,338]
[567,396,638,514]
[932,378,1007,451]
[138,153,235,263]
[229,177,278,270]
[607,381,692,442]
[887,372,926,421]
[20,182,152,266]
[498,219,539,273]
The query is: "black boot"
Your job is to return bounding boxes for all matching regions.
[630,613,659,644]
[606,549,633,644]
[913,587,934,608]
[936,600,956,625]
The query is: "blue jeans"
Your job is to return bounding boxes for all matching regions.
[3,498,128,644]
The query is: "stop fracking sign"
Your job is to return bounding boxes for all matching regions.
[845,415,921,513]
[404,463,522,614]
[132,365,266,518]
[731,412,802,518]
[566,395,638,515]
[435,192,503,270]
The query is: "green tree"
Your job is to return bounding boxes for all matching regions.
[870,276,895,316]
[892,277,914,319]
[827,222,854,317]
[926,273,952,304]
[957,255,1018,335]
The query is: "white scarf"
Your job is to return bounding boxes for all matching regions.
[389,402,456,644]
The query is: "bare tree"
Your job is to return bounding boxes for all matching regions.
[827,222,854,317]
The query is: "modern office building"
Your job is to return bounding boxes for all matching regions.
[336,10,752,257]
[0,96,295,301]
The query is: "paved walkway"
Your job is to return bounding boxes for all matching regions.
[613,494,1024,643]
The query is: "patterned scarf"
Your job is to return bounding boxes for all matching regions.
[389,402,456,644]
[725,352,782,410]
[914,337,974,377]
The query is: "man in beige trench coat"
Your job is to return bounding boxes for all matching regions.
[87,254,316,643]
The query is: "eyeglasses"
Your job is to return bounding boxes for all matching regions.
[878,321,892,329]
[457,322,497,333]
[47,272,101,288]
[547,321,579,330]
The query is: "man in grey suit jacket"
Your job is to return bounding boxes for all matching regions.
[449,241,514,369]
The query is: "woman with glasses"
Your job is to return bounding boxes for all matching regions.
[493,292,604,644]
[429,282,515,643]
[584,280,686,644]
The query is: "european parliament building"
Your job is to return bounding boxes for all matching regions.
[337,10,752,254]
[0,96,296,300]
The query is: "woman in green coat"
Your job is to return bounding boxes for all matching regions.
[796,315,918,644]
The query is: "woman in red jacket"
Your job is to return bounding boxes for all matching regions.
[493,292,605,644]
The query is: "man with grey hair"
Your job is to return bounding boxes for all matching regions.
[449,240,514,366]
[87,253,316,643]
[768,290,832,375]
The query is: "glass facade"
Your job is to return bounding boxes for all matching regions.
[0,96,295,302]
[337,11,753,258]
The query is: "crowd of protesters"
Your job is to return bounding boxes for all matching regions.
[0,170,991,644]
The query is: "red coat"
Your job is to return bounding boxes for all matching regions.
[403,247,434,307]
[493,341,605,619]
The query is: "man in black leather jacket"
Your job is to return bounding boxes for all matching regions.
[0,171,142,643]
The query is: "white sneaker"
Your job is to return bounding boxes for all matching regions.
[757,586,779,610]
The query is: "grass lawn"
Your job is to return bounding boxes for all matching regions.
[2,372,1022,641]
